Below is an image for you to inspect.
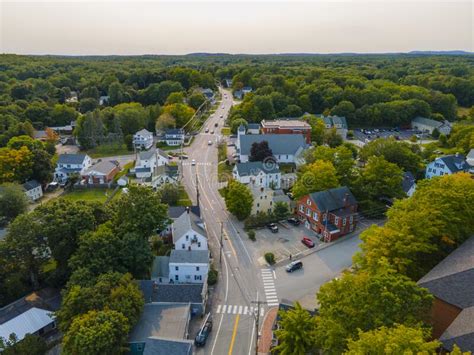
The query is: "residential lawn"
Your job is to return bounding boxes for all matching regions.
[156,142,178,151]
[218,161,233,182]
[62,188,117,203]
[221,127,231,136]
[86,144,132,158]
[177,185,192,206]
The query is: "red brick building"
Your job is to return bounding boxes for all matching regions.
[82,160,120,185]
[261,120,312,144]
[296,186,358,242]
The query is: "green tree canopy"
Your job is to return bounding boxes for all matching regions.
[0,183,28,223]
[292,160,340,199]
[224,180,253,221]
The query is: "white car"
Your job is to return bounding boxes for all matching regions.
[210,130,214,134]
[191,159,196,166]
[221,105,225,109]
[208,140,212,145]
[219,114,223,118]
[205,128,209,133]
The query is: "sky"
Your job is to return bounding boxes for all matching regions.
[1,0,473,55]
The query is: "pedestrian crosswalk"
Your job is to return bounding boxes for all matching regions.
[183,162,213,166]
[261,269,279,307]
[215,304,264,317]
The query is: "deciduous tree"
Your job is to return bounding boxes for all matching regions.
[224,180,253,221]
[292,160,339,199]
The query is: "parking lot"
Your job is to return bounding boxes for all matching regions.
[252,221,322,263]
[352,128,430,143]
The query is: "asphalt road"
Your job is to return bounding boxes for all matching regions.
[182,88,265,355]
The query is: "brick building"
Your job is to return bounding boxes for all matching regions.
[260,119,312,144]
[296,186,358,242]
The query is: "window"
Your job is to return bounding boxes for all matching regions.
[182,244,185,249]
[175,266,179,271]
[335,216,339,225]
[198,242,201,247]
[186,235,189,240]
[343,218,346,226]
[299,205,304,212]
[306,199,311,205]
[194,275,202,281]
[257,203,260,207]
[323,213,327,221]
[350,215,353,224]
[306,208,311,216]
[196,266,200,271]
[270,201,272,206]
[313,212,319,221]
[175,275,179,281]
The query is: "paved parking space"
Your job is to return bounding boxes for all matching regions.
[253,222,322,262]
[352,128,426,144]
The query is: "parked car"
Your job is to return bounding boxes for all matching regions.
[195,314,212,347]
[210,130,215,134]
[219,114,223,118]
[178,155,189,160]
[205,128,209,133]
[208,140,212,145]
[287,217,300,226]
[191,159,196,166]
[267,223,278,233]
[214,122,218,127]
[301,237,315,248]
[286,260,303,273]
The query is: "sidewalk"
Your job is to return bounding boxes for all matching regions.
[258,306,278,354]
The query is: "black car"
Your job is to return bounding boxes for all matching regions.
[287,217,300,226]
[267,223,278,233]
[195,315,213,347]
[286,261,303,273]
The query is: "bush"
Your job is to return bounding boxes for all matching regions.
[244,211,276,230]
[347,130,354,139]
[248,230,256,241]
[208,265,218,286]
[265,252,275,265]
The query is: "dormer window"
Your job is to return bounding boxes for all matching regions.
[307,199,311,206]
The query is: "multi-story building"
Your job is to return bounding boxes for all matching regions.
[412,117,452,135]
[296,186,358,242]
[172,209,208,251]
[54,154,92,182]
[232,161,281,189]
[82,160,120,184]
[132,148,169,179]
[164,129,185,146]
[22,180,43,202]
[133,129,154,150]
[261,119,312,144]
[168,250,209,284]
[425,154,469,179]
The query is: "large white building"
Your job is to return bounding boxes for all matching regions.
[54,154,92,182]
[237,127,307,165]
[425,154,469,179]
[232,161,281,189]
[22,180,43,202]
[172,209,208,251]
[133,129,154,150]
[132,148,169,179]
[168,250,209,284]
[412,117,452,135]
[163,129,185,146]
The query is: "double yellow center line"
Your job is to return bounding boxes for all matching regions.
[228,314,240,355]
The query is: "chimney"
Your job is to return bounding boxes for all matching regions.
[343,193,350,207]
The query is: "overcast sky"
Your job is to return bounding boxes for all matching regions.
[1,0,472,55]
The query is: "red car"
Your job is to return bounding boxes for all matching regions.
[301,237,315,248]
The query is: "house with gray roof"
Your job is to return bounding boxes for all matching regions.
[402,171,416,197]
[425,153,469,179]
[133,129,154,150]
[418,236,474,352]
[237,131,307,165]
[169,250,209,284]
[82,160,120,185]
[128,303,192,355]
[163,129,185,146]
[233,161,281,189]
[412,116,452,135]
[247,123,261,135]
[132,148,169,180]
[466,149,474,173]
[22,180,43,202]
[54,154,92,183]
[172,209,207,251]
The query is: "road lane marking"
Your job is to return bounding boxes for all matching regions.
[233,305,238,314]
[216,305,222,314]
[265,291,277,296]
[238,305,243,314]
[228,314,240,355]
[244,306,248,315]
[267,302,279,307]
[273,270,276,279]
[221,305,227,314]
[227,306,233,314]
[260,308,265,317]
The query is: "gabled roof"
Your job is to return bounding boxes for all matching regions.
[412,116,444,128]
[439,307,474,352]
[168,206,201,219]
[135,129,153,137]
[235,161,280,176]
[57,154,88,165]
[402,171,416,194]
[165,129,184,135]
[169,250,209,264]
[139,149,156,161]
[151,256,170,279]
[418,236,474,309]
[308,186,357,212]
[331,115,347,127]
[261,120,311,129]
[247,123,261,130]
[83,160,118,176]
[22,180,41,191]
[239,134,307,156]
[138,281,204,304]
[172,211,207,243]
[437,154,468,173]
[0,307,54,341]
[467,149,474,161]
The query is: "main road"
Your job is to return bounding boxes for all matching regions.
[182,88,266,355]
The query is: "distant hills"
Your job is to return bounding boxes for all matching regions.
[186,51,473,57]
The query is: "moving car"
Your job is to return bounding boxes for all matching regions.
[195,314,212,347]
[178,154,189,160]
[220,114,223,118]
[301,237,315,248]
[205,128,209,133]
[191,159,196,166]
[286,260,303,273]
[210,130,214,134]
[267,223,278,233]
[214,122,218,127]
[287,217,300,226]
[208,140,212,145]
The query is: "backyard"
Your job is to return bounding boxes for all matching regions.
[61,188,118,203]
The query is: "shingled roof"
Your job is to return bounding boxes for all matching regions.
[308,186,357,212]
[235,161,280,176]
[57,154,88,165]
[171,210,206,243]
[239,134,307,155]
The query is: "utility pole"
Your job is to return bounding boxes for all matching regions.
[195,173,200,208]
[219,221,223,264]
[251,299,266,355]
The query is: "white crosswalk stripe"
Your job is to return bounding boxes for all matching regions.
[261,269,279,307]
[214,304,271,316]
